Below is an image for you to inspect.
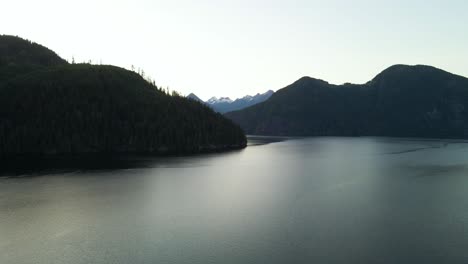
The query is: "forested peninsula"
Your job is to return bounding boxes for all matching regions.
[0,35,246,157]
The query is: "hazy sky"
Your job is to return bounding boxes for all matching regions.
[2,0,468,100]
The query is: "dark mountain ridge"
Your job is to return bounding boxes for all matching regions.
[0,35,67,81]
[226,65,468,138]
[0,35,246,157]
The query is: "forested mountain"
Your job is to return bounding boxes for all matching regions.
[0,35,67,81]
[0,35,246,157]
[226,65,468,138]
[188,90,274,113]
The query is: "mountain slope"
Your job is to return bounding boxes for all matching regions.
[206,97,233,113]
[187,93,203,102]
[0,35,68,82]
[0,36,246,156]
[226,65,468,138]
[227,90,274,113]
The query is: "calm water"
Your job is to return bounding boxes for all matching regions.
[2,137,468,264]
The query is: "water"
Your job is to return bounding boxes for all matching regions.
[2,137,468,264]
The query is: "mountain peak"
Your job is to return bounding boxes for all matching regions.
[241,95,253,101]
[187,93,203,102]
[200,91,275,113]
[372,64,449,83]
[207,97,233,104]
[294,76,329,86]
[0,35,68,81]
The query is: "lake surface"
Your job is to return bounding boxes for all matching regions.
[2,137,468,264]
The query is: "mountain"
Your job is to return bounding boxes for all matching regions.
[228,90,274,113]
[226,65,468,138]
[206,97,234,113]
[187,93,203,102]
[207,96,233,105]
[189,90,274,113]
[0,35,246,157]
[0,35,67,81]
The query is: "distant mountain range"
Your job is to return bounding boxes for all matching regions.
[187,90,274,113]
[226,65,468,139]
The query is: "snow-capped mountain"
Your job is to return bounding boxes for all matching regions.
[241,95,253,101]
[207,97,233,105]
[187,90,274,113]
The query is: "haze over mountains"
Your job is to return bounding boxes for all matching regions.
[188,90,274,113]
[226,65,468,139]
[0,35,246,157]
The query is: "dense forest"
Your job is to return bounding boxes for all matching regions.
[0,35,246,157]
[0,35,67,81]
[226,65,468,138]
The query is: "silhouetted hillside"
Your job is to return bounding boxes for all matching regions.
[0,35,67,81]
[226,65,468,138]
[0,36,246,157]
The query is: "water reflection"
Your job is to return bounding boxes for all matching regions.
[2,137,468,263]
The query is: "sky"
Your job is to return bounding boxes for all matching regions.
[2,0,468,100]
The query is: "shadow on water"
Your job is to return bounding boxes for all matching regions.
[0,148,248,177]
[0,136,290,177]
[0,155,156,177]
[247,135,293,146]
